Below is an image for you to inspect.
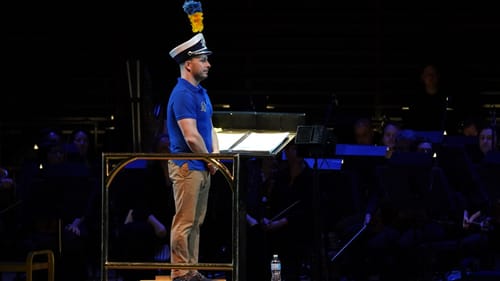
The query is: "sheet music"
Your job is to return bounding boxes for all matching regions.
[231,132,290,153]
[217,132,247,151]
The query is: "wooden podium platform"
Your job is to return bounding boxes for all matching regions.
[141,275,226,281]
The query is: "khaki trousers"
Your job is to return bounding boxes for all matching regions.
[168,161,210,279]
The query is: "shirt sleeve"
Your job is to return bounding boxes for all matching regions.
[172,91,197,120]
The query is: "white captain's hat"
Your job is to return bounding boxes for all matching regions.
[169,33,212,64]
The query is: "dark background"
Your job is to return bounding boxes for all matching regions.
[2,1,500,168]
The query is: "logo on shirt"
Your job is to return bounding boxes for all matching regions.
[200,101,207,112]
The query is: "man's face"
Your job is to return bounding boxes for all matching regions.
[354,125,373,145]
[382,124,399,148]
[479,128,494,155]
[421,65,439,88]
[186,55,211,81]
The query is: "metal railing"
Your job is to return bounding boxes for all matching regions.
[100,152,241,281]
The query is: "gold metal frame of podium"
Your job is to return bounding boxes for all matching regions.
[100,152,240,281]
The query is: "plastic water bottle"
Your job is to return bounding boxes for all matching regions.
[270,254,282,281]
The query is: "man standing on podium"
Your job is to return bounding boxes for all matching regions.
[166,30,219,281]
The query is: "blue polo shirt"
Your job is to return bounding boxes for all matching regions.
[166,77,213,171]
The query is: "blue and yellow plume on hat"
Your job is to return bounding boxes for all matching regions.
[183,0,204,33]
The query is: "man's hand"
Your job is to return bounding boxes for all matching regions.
[364,213,372,225]
[463,210,481,229]
[124,209,134,224]
[66,218,82,236]
[148,214,167,238]
[207,162,218,175]
[260,217,287,232]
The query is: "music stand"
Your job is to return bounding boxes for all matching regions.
[212,111,306,280]
[295,124,337,281]
[214,111,306,157]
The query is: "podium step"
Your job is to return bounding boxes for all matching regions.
[139,275,226,281]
